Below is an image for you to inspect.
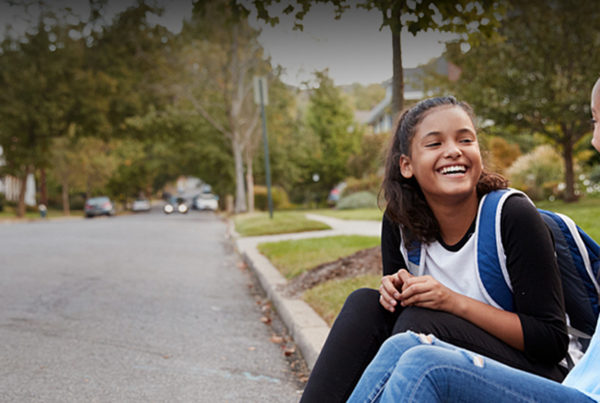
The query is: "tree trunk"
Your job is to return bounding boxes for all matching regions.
[391,7,404,118]
[245,150,255,213]
[40,167,48,206]
[233,140,247,213]
[61,180,70,216]
[17,166,31,218]
[562,138,577,202]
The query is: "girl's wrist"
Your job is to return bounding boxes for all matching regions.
[449,292,467,317]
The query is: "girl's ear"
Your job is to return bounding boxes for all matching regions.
[399,155,413,178]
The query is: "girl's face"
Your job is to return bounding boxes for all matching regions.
[591,86,600,153]
[399,105,482,205]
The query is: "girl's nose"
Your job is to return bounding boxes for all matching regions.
[444,142,462,158]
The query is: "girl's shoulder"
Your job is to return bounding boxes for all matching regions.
[500,192,538,221]
[494,191,549,243]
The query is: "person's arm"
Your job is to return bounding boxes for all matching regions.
[381,212,406,276]
[501,194,569,364]
[398,270,527,350]
[398,195,568,357]
[379,213,408,312]
[379,213,524,344]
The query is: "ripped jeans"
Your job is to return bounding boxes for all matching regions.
[347,332,594,403]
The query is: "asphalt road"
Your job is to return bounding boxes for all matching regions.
[0,208,304,402]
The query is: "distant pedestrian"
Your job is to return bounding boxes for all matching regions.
[38,203,47,218]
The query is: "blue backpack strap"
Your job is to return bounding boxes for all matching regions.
[398,225,423,276]
[538,210,600,337]
[407,242,421,266]
[476,189,517,312]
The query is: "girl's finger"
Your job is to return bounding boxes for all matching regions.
[381,275,401,300]
[378,291,396,312]
[401,289,436,307]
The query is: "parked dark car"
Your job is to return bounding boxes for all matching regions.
[163,196,189,214]
[84,196,115,218]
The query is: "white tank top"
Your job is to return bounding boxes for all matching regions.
[400,234,488,304]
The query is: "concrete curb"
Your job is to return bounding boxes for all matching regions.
[239,244,330,369]
[229,214,381,370]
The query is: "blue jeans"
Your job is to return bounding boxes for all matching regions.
[348,332,594,403]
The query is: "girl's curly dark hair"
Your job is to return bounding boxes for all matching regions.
[379,96,507,246]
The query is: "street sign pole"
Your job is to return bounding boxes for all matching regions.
[254,76,274,219]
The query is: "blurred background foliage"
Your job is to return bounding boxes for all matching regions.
[1,0,599,218]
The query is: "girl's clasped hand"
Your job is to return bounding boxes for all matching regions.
[379,269,458,313]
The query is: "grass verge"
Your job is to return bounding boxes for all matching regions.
[0,207,84,220]
[234,211,330,236]
[303,274,381,326]
[311,208,383,221]
[536,197,600,240]
[258,235,380,279]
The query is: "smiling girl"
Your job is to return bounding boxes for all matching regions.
[300,96,569,402]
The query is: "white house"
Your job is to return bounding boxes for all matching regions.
[366,58,461,134]
[0,145,37,206]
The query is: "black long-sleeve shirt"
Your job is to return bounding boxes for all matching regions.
[381,194,569,365]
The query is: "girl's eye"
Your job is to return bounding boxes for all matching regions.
[425,142,441,148]
[460,138,474,144]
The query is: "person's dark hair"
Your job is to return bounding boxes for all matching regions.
[380,96,508,245]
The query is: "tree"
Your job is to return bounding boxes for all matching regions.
[241,0,499,116]
[49,125,85,216]
[442,0,600,201]
[346,82,386,111]
[304,70,362,196]
[169,2,270,213]
[124,106,235,198]
[0,7,94,216]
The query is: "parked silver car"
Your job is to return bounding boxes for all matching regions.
[193,193,218,211]
[131,198,151,212]
[84,196,115,218]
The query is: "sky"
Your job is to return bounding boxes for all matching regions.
[247,3,458,87]
[0,1,456,87]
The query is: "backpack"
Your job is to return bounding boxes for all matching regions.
[404,188,600,359]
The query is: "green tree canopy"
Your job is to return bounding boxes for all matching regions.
[304,70,362,196]
[442,0,600,201]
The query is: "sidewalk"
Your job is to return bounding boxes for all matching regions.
[231,214,381,370]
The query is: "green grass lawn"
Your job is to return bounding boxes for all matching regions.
[0,206,84,220]
[536,197,600,241]
[311,208,383,221]
[234,211,331,236]
[284,198,600,326]
[257,235,380,279]
[303,274,381,326]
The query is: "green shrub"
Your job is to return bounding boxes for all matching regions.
[70,194,86,210]
[0,193,4,211]
[336,191,378,210]
[254,185,291,210]
[344,174,382,195]
[506,145,565,201]
[589,165,600,184]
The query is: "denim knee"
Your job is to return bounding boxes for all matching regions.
[379,332,425,356]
